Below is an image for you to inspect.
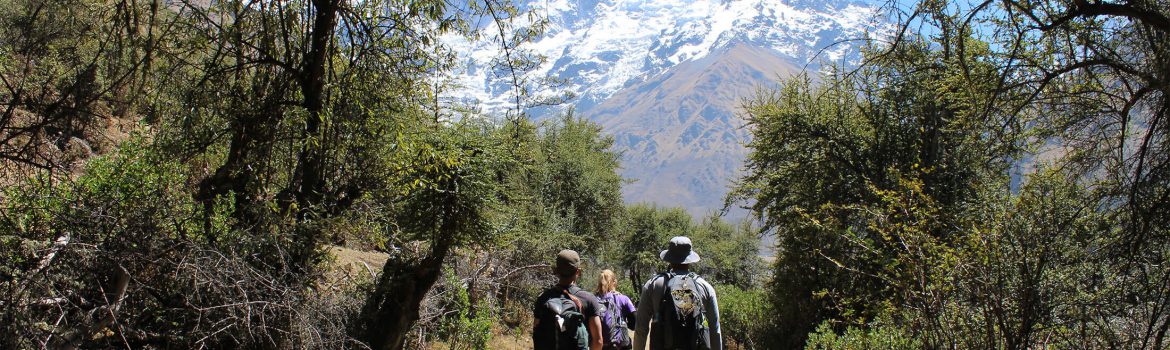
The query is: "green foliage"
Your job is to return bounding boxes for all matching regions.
[716,285,774,349]
[0,135,266,349]
[474,114,626,316]
[390,122,506,247]
[730,27,1034,348]
[3,133,206,244]
[492,113,625,263]
[617,204,689,291]
[804,316,920,350]
[0,0,161,170]
[692,216,766,289]
[7,0,1162,347]
[538,113,624,247]
[932,168,1119,349]
[435,268,493,350]
[733,1,1170,348]
[0,0,592,347]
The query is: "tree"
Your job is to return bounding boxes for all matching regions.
[966,0,1170,347]
[729,28,1024,346]
[0,0,160,180]
[538,113,625,249]
[905,1,1170,347]
[617,205,691,292]
[691,215,765,290]
[733,0,1170,347]
[455,114,625,331]
[353,124,506,350]
[0,0,567,348]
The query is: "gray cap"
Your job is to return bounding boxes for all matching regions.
[555,249,581,275]
[660,236,701,264]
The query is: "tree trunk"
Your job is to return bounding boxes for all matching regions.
[354,239,452,350]
[276,0,340,270]
[289,0,340,216]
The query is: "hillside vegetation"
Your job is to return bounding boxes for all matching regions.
[1,0,1168,349]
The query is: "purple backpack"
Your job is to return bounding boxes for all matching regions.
[599,292,632,348]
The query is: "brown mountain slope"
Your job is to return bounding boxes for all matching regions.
[583,43,802,217]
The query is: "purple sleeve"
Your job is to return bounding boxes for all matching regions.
[621,294,636,314]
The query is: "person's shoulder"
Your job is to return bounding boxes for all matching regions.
[534,287,560,315]
[688,274,712,286]
[691,275,718,298]
[535,285,565,301]
[572,289,603,315]
[533,287,555,305]
[642,272,668,289]
[538,285,561,295]
[573,289,600,302]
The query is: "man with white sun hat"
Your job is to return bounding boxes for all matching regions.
[633,236,722,350]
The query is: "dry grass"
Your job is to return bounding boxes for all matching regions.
[427,329,531,350]
[320,245,388,292]
[329,245,389,271]
[486,332,531,350]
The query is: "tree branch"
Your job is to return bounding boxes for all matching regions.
[1041,1,1170,33]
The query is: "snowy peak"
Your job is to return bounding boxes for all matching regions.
[443,0,885,216]
[448,0,882,113]
[546,0,877,105]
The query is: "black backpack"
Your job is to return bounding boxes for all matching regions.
[599,293,632,349]
[536,285,590,350]
[654,272,710,350]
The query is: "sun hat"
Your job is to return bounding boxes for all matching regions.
[659,236,701,264]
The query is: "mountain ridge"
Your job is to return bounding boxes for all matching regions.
[444,0,885,217]
[584,43,802,217]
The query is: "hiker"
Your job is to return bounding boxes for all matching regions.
[533,249,604,350]
[633,237,722,350]
[595,269,636,350]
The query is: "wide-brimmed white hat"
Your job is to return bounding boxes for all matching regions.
[659,236,701,264]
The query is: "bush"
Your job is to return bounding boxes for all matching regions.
[718,284,775,349]
[422,267,493,350]
[0,137,366,349]
[804,316,920,350]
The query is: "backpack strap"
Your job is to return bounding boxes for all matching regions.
[655,271,678,321]
[658,271,681,299]
[657,272,675,298]
[561,285,584,314]
[609,292,628,327]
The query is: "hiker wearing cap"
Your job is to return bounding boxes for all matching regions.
[633,237,722,350]
[533,249,604,350]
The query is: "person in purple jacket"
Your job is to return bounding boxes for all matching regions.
[595,269,636,350]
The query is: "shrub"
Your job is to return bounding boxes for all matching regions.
[718,284,774,349]
[804,316,921,350]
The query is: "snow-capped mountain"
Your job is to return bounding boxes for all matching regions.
[448,0,880,112]
[445,0,885,217]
